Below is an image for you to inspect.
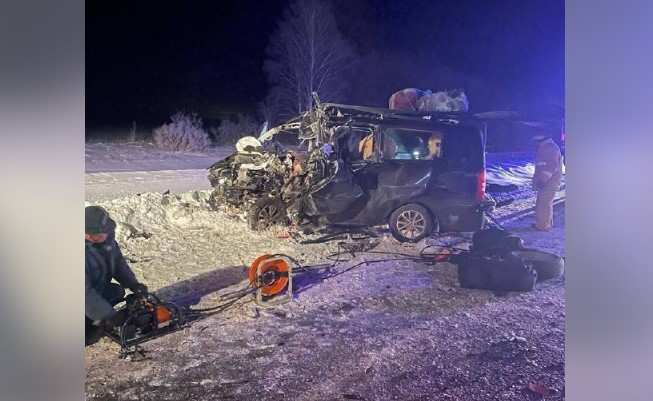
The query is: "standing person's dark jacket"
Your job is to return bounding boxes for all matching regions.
[85,231,140,322]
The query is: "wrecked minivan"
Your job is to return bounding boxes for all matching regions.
[208,99,489,242]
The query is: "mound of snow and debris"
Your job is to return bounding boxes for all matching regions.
[85,190,342,305]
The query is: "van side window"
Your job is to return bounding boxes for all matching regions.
[342,128,375,161]
[381,128,444,160]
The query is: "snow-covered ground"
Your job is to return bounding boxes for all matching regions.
[486,152,565,188]
[85,142,231,173]
[85,142,231,201]
[85,142,565,401]
[86,169,215,202]
[85,190,340,300]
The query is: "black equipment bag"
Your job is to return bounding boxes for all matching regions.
[451,252,537,292]
[471,227,524,256]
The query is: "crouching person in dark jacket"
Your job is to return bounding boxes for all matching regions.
[85,206,148,345]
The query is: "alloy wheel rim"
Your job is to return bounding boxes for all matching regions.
[258,204,279,228]
[396,210,426,239]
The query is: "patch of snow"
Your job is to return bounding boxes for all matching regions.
[85,142,231,173]
[486,152,565,187]
[88,190,339,303]
[86,169,214,202]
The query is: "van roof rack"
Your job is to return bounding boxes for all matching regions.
[321,103,476,124]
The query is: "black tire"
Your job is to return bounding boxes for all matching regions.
[510,249,564,282]
[247,197,288,231]
[388,203,436,243]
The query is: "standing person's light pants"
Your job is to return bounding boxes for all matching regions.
[535,184,558,230]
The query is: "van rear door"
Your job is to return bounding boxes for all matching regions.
[435,124,486,202]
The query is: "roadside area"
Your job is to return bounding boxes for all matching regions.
[85,143,562,204]
[85,143,565,401]
[85,142,231,173]
[86,170,214,202]
[85,205,564,401]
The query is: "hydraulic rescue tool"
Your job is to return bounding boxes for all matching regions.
[103,292,185,359]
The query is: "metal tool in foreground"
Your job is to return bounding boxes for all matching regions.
[104,292,186,359]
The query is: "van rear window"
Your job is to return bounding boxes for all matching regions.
[442,126,484,171]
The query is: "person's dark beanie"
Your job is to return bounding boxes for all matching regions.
[85,206,115,234]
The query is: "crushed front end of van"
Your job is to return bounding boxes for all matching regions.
[208,97,489,242]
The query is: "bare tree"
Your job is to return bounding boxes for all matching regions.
[264,0,355,123]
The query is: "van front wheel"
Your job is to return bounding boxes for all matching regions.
[389,204,436,243]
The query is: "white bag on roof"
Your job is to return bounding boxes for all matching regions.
[417,89,469,112]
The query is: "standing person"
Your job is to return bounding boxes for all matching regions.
[532,135,563,231]
[85,206,148,345]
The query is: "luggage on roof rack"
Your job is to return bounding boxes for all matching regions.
[321,103,474,125]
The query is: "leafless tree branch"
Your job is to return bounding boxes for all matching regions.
[263,0,356,124]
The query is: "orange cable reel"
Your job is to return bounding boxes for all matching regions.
[248,254,290,296]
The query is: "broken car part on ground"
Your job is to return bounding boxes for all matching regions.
[208,94,492,242]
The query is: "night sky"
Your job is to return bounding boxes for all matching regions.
[86,0,563,131]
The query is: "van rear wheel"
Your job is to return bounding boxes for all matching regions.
[389,204,436,243]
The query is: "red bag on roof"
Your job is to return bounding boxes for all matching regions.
[388,88,423,111]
